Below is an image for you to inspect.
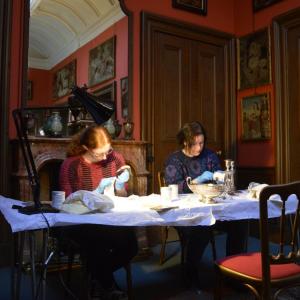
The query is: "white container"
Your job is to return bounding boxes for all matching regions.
[160,186,171,202]
[51,191,65,210]
[169,184,179,200]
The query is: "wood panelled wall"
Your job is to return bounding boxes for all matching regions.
[236,167,276,190]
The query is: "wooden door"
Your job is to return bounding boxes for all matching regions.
[141,13,236,192]
[274,9,300,183]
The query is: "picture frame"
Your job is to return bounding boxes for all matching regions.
[172,0,207,16]
[120,77,129,119]
[92,81,116,119]
[53,60,76,99]
[253,0,282,12]
[88,36,116,87]
[27,80,33,100]
[241,93,271,141]
[237,28,271,90]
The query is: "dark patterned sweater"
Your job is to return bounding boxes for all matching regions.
[164,148,221,193]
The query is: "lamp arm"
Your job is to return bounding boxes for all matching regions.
[12,109,41,208]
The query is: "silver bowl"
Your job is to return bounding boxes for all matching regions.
[186,177,224,203]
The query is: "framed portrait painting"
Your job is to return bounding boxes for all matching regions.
[241,93,271,141]
[237,28,271,90]
[253,0,282,12]
[88,36,116,87]
[53,60,76,99]
[172,0,207,15]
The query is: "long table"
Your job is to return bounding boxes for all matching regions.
[0,191,298,300]
[0,191,298,231]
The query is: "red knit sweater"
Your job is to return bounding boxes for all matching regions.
[59,151,126,197]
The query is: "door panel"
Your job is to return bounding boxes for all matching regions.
[274,10,300,183]
[190,41,225,152]
[287,27,300,181]
[153,33,227,192]
[154,33,189,191]
[141,13,236,193]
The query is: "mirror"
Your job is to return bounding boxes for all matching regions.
[27,0,130,134]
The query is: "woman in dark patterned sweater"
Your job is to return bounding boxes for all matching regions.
[59,125,137,300]
[164,121,248,290]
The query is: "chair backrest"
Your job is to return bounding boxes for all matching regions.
[157,171,166,188]
[259,181,300,297]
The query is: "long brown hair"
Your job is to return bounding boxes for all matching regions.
[67,125,111,157]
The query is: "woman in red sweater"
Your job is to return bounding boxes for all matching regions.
[59,125,137,300]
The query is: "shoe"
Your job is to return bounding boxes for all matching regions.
[91,281,128,300]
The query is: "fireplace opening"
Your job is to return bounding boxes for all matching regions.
[38,159,63,202]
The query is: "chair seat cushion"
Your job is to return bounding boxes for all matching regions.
[217,252,300,280]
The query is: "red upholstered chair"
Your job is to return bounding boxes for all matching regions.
[214,181,300,300]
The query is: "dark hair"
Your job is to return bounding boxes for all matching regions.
[176,121,207,148]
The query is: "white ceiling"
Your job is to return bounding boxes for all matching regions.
[29,0,125,70]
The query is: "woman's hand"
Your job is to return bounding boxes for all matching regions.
[193,171,213,183]
[115,169,130,190]
[95,177,115,194]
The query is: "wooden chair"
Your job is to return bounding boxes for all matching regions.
[214,181,300,300]
[158,171,184,265]
[157,171,217,265]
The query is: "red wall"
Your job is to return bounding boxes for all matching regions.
[234,0,300,167]
[125,0,236,140]
[124,0,300,166]
[28,16,128,125]
[10,0,300,168]
[9,0,26,138]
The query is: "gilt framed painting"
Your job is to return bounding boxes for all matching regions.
[88,36,116,87]
[172,0,207,15]
[253,0,282,12]
[241,93,271,141]
[53,60,76,99]
[237,28,271,90]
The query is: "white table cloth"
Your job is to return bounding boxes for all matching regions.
[0,191,298,233]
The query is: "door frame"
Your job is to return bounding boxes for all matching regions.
[140,12,237,192]
[273,7,300,183]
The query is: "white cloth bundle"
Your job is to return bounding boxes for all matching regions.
[248,182,269,199]
[61,190,114,214]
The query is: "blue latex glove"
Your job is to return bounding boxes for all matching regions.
[115,169,130,190]
[95,177,115,194]
[193,171,213,183]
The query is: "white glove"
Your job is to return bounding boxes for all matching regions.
[94,177,115,194]
[115,169,130,190]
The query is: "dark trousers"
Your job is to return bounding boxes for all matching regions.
[175,220,248,282]
[62,224,138,288]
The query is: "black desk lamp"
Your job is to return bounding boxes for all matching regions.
[12,85,115,214]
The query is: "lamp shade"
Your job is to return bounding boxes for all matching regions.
[71,85,115,125]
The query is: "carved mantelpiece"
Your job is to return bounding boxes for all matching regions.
[11,137,149,201]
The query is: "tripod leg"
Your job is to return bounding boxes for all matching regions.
[29,231,37,299]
